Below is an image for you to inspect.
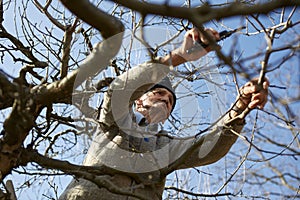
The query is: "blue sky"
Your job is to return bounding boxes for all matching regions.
[0,1,299,199]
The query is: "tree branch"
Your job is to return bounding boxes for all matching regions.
[20,148,152,200]
[60,19,79,79]
[113,0,300,25]
[60,0,124,38]
[0,26,47,68]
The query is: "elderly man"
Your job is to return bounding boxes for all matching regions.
[60,28,269,200]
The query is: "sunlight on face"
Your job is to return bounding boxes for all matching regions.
[135,88,174,123]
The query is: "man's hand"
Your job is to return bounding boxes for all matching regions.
[178,28,220,61]
[235,78,269,112]
[160,28,220,66]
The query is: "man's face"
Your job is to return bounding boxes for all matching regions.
[135,88,174,124]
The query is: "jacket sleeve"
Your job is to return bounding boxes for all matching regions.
[99,61,172,128]
[168,114,245,170]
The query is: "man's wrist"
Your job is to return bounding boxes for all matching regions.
[228,101,246,119]
[231,104,244,115]
[159,49,186,67]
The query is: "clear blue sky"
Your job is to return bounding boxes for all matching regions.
[1,1,299,199]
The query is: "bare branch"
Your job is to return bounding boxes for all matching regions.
[20,148,152,200]
[0,26,47,67]
[60,18,79,79]
[60,0,124,38]
[113,0,300,25]
[33,0,66,31]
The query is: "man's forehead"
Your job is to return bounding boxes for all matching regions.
[150,87,173,95]
[151,87,174,102]
[151,87,170,93]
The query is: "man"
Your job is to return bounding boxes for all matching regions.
[134,77,176,125]
[60,28,269,199]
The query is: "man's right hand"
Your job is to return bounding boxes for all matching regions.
[178,28,220,61]
[160,28,220,66]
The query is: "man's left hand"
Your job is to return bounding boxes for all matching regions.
[236,78,269,111]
